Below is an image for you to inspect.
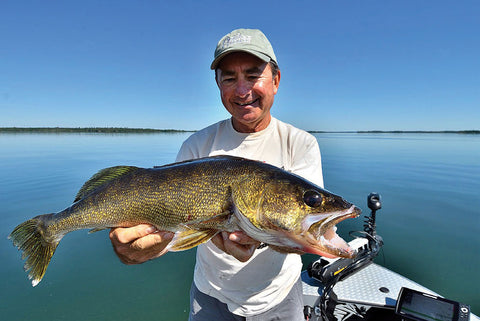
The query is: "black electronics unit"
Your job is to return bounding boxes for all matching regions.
[395,287,470,321]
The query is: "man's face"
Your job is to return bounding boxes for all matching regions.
[216,52,280,133]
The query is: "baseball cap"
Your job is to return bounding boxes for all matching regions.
[210,28,277,70]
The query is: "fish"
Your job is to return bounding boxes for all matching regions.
[9,155,361,286]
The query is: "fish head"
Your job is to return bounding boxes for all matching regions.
[233,170,361,258]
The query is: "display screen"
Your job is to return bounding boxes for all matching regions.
[399,290,455,321]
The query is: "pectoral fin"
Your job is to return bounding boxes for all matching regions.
[182,210,233,229]
[167,229,219,252]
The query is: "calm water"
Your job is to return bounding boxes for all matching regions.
[1,132,479,320]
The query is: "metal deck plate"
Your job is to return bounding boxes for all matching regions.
[302,262,437,308]
[332,263,437,307]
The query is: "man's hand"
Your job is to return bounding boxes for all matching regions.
[211,231,261,262]
[109,224,174,265]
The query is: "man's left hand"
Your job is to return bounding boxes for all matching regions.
[211,231,260,262]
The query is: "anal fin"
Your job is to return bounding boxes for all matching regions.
[88,227,109,234]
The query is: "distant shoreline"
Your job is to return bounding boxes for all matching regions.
[0,127,478,134]
[311,130,480,134]
[0,127,195,133]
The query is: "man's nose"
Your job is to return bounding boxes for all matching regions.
[235,78,251,97]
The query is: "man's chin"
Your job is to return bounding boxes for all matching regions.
[231,116,268,133]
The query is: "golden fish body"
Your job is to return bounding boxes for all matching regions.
[9,155,360,286]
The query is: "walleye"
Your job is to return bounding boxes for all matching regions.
[9,155,361,286]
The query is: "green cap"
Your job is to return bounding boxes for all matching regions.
[211,28,277,70]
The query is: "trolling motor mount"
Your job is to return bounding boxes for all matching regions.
[308,193,384,284]
[306,193,385,320]
[364,193,384,250]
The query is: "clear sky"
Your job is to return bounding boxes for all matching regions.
[1,0,479,131]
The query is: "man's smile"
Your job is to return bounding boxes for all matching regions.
[235,98,259,107]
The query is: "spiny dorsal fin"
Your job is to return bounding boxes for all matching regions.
[74,166,139,202]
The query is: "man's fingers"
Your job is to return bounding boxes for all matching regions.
[223,238,256,262]
[211,233,227,253]
[109,224,157,244]
[110,226,259,264]
[109,225,174,265]
[211,231,259,262]
[130,231,174,251]
[228,231,260,246]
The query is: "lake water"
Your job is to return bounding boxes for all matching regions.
[1,132,478,319]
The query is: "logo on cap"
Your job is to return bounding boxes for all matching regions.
[220,33,252,50]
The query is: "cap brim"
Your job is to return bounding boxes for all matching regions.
[210,49,271,70]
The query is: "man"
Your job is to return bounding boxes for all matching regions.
[109,28,324,320]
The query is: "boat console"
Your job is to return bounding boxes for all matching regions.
[302,193,474,321]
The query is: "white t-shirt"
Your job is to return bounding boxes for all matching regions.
[176,117,323,316]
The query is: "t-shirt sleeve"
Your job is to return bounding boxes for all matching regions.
[175,140,196,162]
[290,134,324,188]
[175,121,222,162]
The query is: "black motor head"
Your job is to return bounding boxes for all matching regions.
[367,193,382,211]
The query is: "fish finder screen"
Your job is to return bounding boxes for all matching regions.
[399,290,455,321]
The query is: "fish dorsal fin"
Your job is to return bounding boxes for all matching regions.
[74,166,139,202]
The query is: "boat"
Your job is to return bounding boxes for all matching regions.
[301,193,478,321]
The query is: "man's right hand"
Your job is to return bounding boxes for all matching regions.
[109,224,174,265]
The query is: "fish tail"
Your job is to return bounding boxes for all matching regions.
[8,214,59,286]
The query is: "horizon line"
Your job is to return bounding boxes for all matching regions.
[0,127,479,134]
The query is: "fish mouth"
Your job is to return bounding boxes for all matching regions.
[301,205,361,258]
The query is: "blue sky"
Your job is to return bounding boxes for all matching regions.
[1,0,479,131]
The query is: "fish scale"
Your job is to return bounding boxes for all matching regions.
[9,155,361,286]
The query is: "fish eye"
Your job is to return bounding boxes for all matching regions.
[303,190,323,207]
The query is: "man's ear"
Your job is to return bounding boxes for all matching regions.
[215,69,220,88]
[273,69,281,95]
